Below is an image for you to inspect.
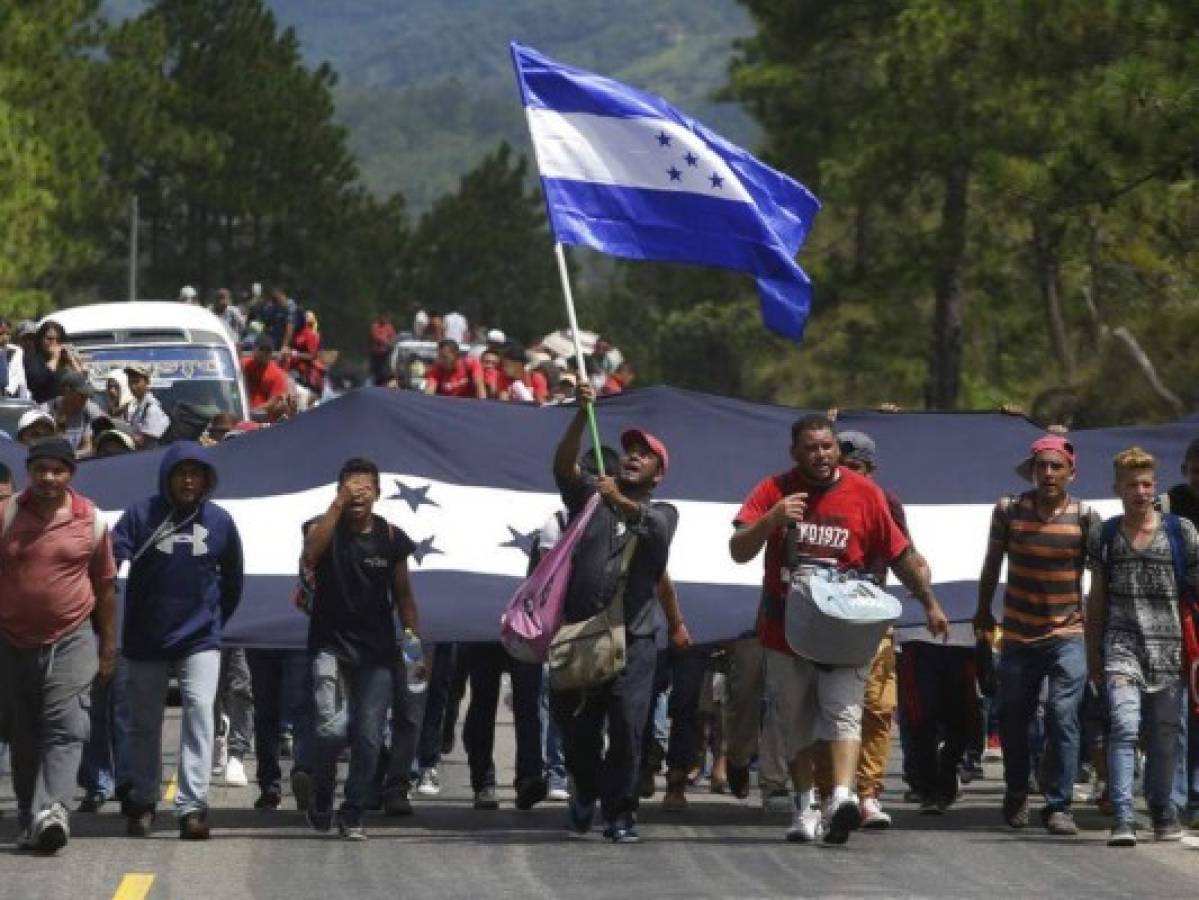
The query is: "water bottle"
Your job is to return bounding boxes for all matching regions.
[401,629,428,694]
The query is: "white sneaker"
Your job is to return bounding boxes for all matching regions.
[416,767,441,796]
[860,797,892,830]
[785,797,822,843]
[224,757,248,787]
[547,786,570,802]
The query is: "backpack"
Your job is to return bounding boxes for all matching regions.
[1,495,106,551]
[1098,513,1199,715]
[500,493,601,664]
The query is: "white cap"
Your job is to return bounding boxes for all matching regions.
[16,408,55,437]
[180,285,197,300]
[486,329,506,344]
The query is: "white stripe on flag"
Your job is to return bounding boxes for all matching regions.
[526,108,752,202]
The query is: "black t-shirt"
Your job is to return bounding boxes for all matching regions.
[305,514,414,666]
[556,471,678,637]
[1167,484,1199,530]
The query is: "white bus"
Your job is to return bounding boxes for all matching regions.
[42,301,250,422]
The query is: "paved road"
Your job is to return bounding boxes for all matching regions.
[1,706,1196,899]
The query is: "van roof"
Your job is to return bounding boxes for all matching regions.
[42,302,235,348]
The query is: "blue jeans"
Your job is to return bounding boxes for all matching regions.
[1107,676,1183,826]
[540,668,566,791]
[998,637,1086,811]
[1160,689,1197,819]
[311,651,392,823]
[78,657,130,798]
[126,650,221,818]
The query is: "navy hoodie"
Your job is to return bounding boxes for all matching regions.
[113,442,244,660]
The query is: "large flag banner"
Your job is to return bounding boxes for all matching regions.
[511,42,822,342]
[2,388,1194,649]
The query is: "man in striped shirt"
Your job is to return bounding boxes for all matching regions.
[974,434,1101,835]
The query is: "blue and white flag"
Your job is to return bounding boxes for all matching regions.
[511,42,822,342]
[1,387,1191,649]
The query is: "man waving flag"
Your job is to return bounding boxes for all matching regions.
[511,42,821,342]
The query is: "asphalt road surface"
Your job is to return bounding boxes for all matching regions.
[1,705,1196,899]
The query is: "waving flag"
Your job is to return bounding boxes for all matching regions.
[2,387,1192,649]
[511,42,822,342]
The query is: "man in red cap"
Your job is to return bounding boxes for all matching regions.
[975,433,1101,835]
[550,382,684,844]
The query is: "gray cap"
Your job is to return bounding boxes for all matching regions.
[59,371,94,397]
[837,430,877,468]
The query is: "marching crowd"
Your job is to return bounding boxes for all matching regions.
[0,288,1196,858]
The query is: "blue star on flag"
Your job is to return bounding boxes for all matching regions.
[387,480,439,513]
[500,526,539,558]
[683,151,698,167]
[667,166,682,182]
[709,172,724,189]
[656,130,671,147]
[410,535,443,565]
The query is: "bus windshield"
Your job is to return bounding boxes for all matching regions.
[79,345,245,420]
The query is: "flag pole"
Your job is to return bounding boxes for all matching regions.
[553,242,605,477]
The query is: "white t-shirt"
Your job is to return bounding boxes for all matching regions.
[127,392,171,439]
[443,311,468,344]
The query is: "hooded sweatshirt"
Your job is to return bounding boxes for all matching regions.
[112,442,244,660]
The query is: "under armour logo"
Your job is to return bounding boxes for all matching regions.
[156,523,210,556]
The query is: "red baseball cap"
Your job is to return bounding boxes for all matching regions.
[1015,434,1076,481]
[620,428,669,476]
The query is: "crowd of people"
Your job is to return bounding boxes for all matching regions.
[0,366,1196,856]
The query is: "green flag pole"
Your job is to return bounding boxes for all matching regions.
[552,242,605,477]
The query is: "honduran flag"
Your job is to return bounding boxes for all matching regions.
[511,42,821,342]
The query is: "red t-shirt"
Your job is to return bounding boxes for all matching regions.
[734,467,910,653]
[426,356,482,398]
[369,321,395,357]
[0,490,117,647]
[242,357,290,409]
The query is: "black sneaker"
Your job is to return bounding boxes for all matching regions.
[473,786,499,810]
[178,811,210,841]
[919,795,944,815]
[77,792,106,813]
[1153,812,1184,842]
[337,813,367,841]
[307,807,334,833]
[726,763,751,799]
[515,776,548,811]
[1003,793,1030,829]
[822,797,861,845]
[566,797,595,837]
[1108,821,1137,847]
[254,787,282,810]
[606,815,640,844]
[31,804,69,854]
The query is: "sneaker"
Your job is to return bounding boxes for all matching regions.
[383,790,413,817]
[546,784,570,802]
[785,798,821,843]
[1153,813,1184,842]
[31,803,69,854]
[822,796,861,845]
[566,796,595,837]
[290,770,312,812]
[606,815,640,844]
[254,787,282,810]
[178,810,210,841]
[727,763,751,799]
[919,795,943,815]
[1046,809,1079,836]
[77,792,107,813]
[860,797,892,830]
[307,807,333,833]
[1003,793,1030,829]
[415,767,441,797]
[337,815,367,841]
[224,757,248,787]
[515,776,548,811]
[1108,821,1137,847]
[125,803,153,838]
[762,788,792,814]
[473,786,499,810]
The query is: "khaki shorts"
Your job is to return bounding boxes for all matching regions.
[763,648,866,755]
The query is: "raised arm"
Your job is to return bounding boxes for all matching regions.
[553,382,595,484]
[303,485,350,569]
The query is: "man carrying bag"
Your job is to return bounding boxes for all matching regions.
[549,383,683,844]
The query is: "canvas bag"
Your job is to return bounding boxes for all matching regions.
[784,562,902,667]
[501,493,602,663]
[547,533,638,692]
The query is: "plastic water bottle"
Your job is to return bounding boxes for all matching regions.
[401,629,428,694]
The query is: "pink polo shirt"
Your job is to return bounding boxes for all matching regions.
[0,489,116,648]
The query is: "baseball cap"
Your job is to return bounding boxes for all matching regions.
[16,408,55,439]
[124,362,152,379]
[180,285,197,300]
[1015,434,1076,481]
[59,371,93,396]
[94,427,136,454]
[26,437,76,471]
[486,328,506,344]
[837,430,877,468]
[621,428,669,476]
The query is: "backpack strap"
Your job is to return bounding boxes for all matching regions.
[89,505,105,554]
[1099,516,1122,585]
[1161,513,1192,603]
[1,496,18,540]
[1157,492,1171,515]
